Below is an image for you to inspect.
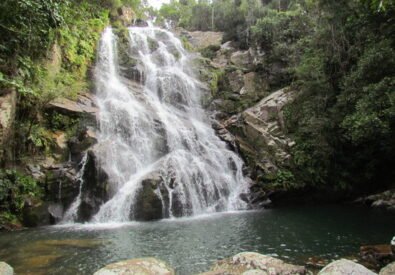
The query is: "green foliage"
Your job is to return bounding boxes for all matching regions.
[0,170,42,216]
[0,1,111,159]
[272,169,298,190]
[200,45,221,59]
[27,124,54,154]
[0,0,63,63]
[283,0,395,191]
[46,112,79,132]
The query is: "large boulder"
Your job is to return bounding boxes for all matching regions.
[380,262,395,275]
[0,262,13,275]
[203,252,306,275]
[230,50,254,70]
[132,171,164,221]
[47,93,98,119]
[22,200,52,227]
[318,259,377,275]
[223,87,296,181]
[178,30,224,50]
[0,89,16,163]
[93,258,175,275]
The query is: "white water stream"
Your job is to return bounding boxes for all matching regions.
[66,25,249,222]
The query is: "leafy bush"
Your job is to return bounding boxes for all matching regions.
[0,170,42,216]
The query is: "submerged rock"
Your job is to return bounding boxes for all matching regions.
[93,258,175,275]
[0,262,13,275]
[203,252,306,275]
[318,259,376,275]
[360,244,394,269]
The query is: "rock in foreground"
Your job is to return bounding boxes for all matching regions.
[0,262,13,275]
[202,252,306,275]
[93,258,174,275]
[318,259,376,275]
[380,262,395,275]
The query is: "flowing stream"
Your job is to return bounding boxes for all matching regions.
[67,25,249,223]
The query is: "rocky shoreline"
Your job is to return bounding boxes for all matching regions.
[3,251,393,275]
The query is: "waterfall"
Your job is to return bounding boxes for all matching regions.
[61,153,88,223]
[90,25,249,222]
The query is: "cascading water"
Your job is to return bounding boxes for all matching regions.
[87,25,249,222]
[62,153,88,223]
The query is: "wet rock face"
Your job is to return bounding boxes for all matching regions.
[204,252,306,275]
[220,87,296,183]
[22,201,52,227]
[93,258,175,275]
[317,259,377,275]
[77,150,109,222]
[69,127,98,158]
[132,172,164,221]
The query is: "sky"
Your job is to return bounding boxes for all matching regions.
[147,0,171,9]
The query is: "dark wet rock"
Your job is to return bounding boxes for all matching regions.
[44,162,80,209]
[132,171,164,221]
[380,262,395,275]
[318,259,376,275]
[248,189,272,208]
[94,258,175,275]
[48,203,64,224]
[22,200,51,227]
[360,245,395,269]
[77,150,109,222]
[0,262,13,275]
[69,127,98,157]
[202,252,306,275]
[355,189,395,212]
[133,18,149,27]
[212,121,238,152]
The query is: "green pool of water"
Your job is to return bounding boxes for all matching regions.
[0,205,394,274]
